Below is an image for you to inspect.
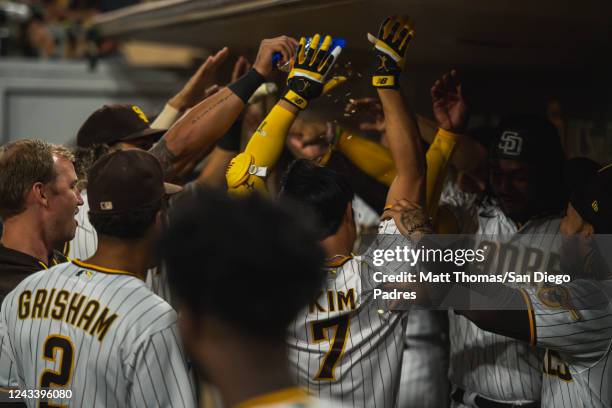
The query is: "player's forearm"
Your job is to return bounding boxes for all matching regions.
[451,282,530,342]
[196,147,236,189]
[153,88,243,175]
[377,89,426,205]
[425,128,460,220]
[416,114,438,144]
[335,129,396,186]
[152,69,266,178]
[457,310,531,344]
[450,134,488,173]
[245,100,298,167]
[411,280,530,344]
[335,125,460,220]
[197,117,244,188]
[226,100,299,195]
[168,143,221,184]
[198,120,242,189]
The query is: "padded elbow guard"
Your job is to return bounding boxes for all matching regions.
[226,152,268,194]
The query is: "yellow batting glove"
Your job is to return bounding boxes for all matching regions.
[283,34,346,110]
[322,75,347,95]
[367,15,415,89]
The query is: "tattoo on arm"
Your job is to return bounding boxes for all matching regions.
[149,91,236,177]
[149,138,177,177]
[399,205,433,242]
[190,92,234,125]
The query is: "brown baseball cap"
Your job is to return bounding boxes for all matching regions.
[77,104,165,148]
[87,150,181,215]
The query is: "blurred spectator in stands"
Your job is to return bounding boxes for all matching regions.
[3,0,138,58]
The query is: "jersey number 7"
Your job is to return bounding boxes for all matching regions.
[311,315,350,381]
[39,334,74,408]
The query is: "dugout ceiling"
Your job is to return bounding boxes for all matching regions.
[91,0,612,67]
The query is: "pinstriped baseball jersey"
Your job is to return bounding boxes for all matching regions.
[288,218,410,408]
[541,348,582,408]
[445,186,563,402]
[382,209,450,408]
[145,267,174,308]
[398,311,449,408]
[522,280,612,408]
[0,260,197,408]
[352,195,380,229]
[0,318,17,388]
[69,190,174,306]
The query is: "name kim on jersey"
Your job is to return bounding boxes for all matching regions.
[17,289,118,342]
[310,289,357,313]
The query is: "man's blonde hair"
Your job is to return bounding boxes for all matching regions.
[0,139,74,219]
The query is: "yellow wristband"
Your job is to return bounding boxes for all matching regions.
[372,76,396,88]
[283,90,308,110]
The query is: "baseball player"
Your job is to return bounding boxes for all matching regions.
[68,46,230,260]
[305,72,465,407]
[453,164,612,408]
[68,38,297,310]
[225,31,346,196]
[69,37,297,261]
[0,150,196,408]
[440,115,568,407]
[277,16,431,407]
[161,190,342,408]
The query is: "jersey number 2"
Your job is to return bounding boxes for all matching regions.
[39,334,75,408]
[311,315,350,381]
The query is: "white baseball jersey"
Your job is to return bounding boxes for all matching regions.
[522,280,612,408]
[444,184,562,403]
[0,260,196,408]
[352,195,380,229]
[288,219,410,408]
[68,105,177,259]
[541,348,582,408]
[69,189,174,306]
[0,317,17,388]
[145,266,174,308]
[398,311,449,408]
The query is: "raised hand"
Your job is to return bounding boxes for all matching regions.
[232,56,252,82]
[431,69,468,132]
[252,36,299,78]
[283,34,347,110]
[169,47,230,111]
[367,15,415,89]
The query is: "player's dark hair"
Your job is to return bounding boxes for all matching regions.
[89,200,161,239]
[279,159,354,240]
[161,190,326,340]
